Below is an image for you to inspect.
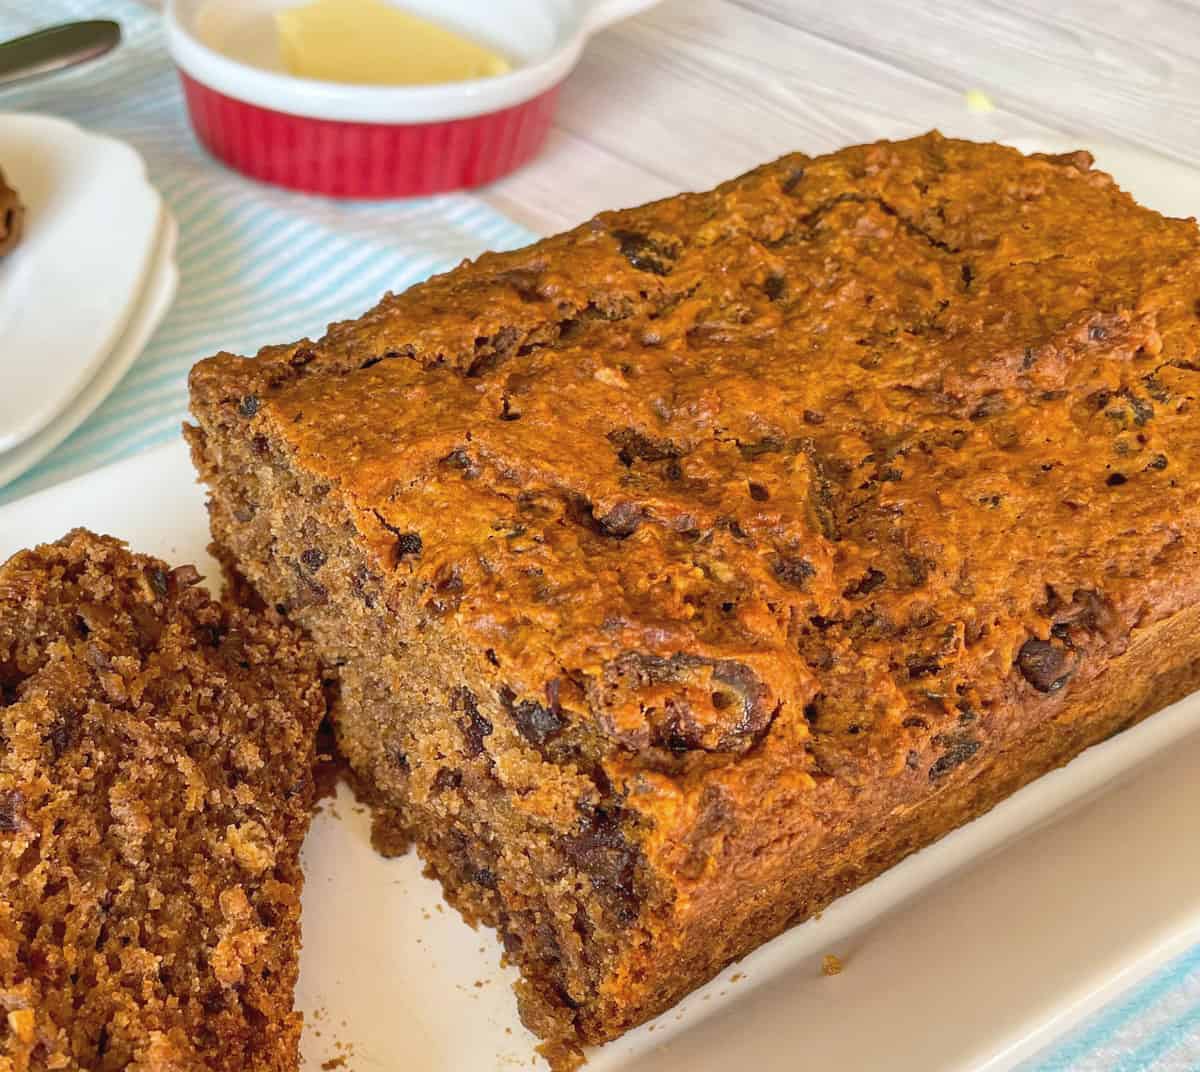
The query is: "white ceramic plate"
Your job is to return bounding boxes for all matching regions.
[0,138,1196,1071]
[0,211,178,489]
[0,113,162,451]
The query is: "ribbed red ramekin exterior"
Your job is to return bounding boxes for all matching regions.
[179,71,561,198]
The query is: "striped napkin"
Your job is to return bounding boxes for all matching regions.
[0,0,534,504]
[1021,947,1200,1071]
[0,2,1197,1069]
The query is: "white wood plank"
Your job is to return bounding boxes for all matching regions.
[734,0,1200,167]
[483,127,679,233]
[567,0,1064,172]
[483,0,1072,232]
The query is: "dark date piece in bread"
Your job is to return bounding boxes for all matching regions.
[0,167,23,256]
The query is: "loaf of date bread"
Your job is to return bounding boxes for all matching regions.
[187,132,1200,1069]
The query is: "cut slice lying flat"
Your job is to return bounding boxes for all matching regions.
[0,529,325,1071]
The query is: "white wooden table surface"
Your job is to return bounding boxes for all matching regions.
[484,0,1200,233]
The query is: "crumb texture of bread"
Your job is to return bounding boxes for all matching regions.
[0,167,22,257]
[186,133,1200,1065]
[0,530,325,1072]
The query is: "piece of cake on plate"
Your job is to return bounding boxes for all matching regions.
[0,530,325,1070]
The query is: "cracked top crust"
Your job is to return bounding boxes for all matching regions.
[190,133,1200,790]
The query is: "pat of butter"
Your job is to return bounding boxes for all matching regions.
[276,0,511,86]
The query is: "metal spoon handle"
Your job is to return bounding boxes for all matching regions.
[0,20,121,89]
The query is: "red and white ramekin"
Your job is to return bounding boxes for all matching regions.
[164,0,660,198]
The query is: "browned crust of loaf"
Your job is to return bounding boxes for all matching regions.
[186,132,1200,1064]
[0,529,325,1071]
[0,167,23,257]
[577,597,1200,1044]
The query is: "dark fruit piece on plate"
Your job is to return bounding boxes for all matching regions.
[0,166,23,257]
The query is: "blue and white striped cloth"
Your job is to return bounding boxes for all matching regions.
[0,0,533,504]
[1020,948,1200,1071]
[0,2,1197,1067]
